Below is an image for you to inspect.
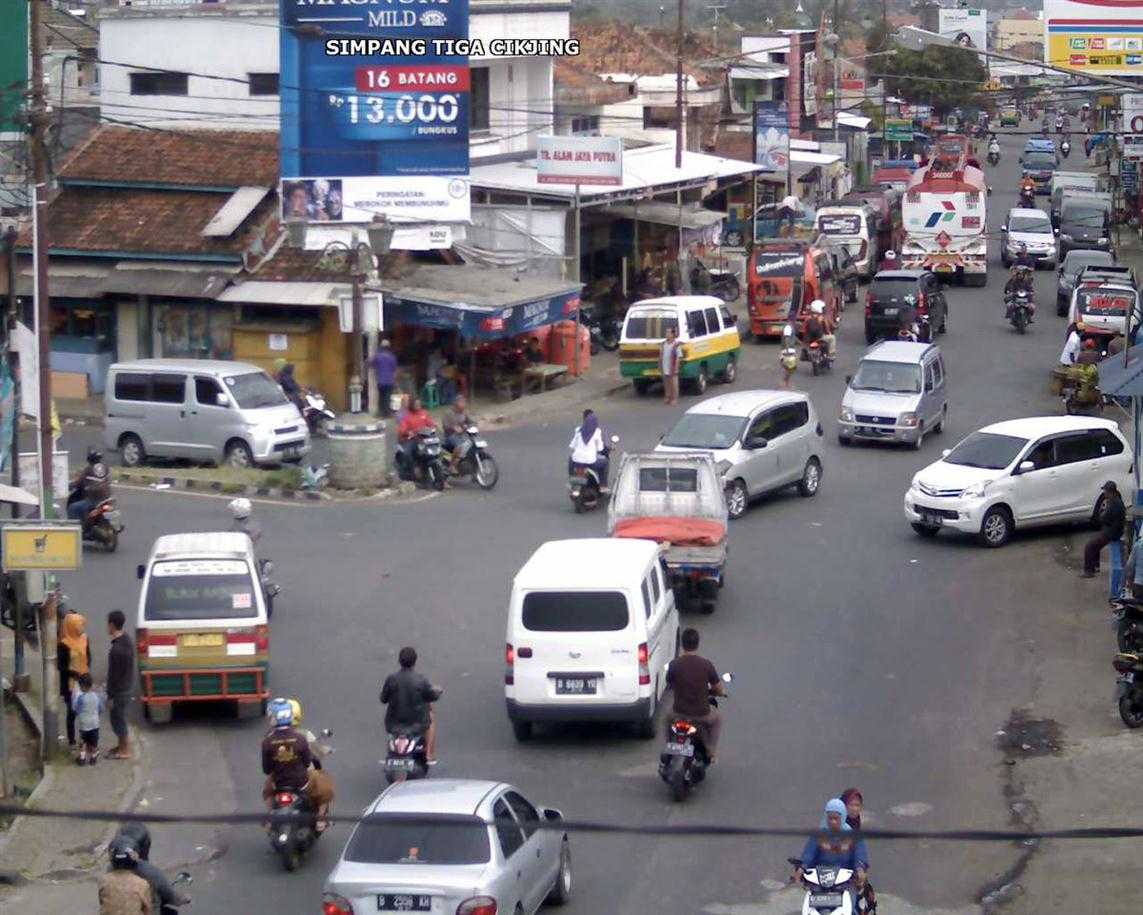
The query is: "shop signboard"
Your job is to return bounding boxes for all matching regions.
[536,136,622,186]
[1123,135,1143,160]
[1124,93,1143,134]
[885,119,914,142]
[2,523,81,572]
[1045,0,1143,76]
[938,7,988,51]
[753,100,790,177]
[278,0,471,223]
[384,290,580,339]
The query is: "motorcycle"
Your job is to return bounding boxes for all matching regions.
[569,435,619,513]
[690,262,741,303]
[1113,652,1143,728]
[1111,595,1143,652]
[1061,140,1071,159]
[158,872,193,915]
[1006,289,1033,334]
[658,672,732,802]
[807,339,834,376]
[395,428,447,491]
[1056,118,1065,133]
[383,726,429,784]
[447,425,499,490]
[987,148,1000,166]
[66,490,124,552]
[582,305,622,354]
[1018,186,1036,208]
[787,857,856,915]
[268,729,334,871]
[301,389,336,436]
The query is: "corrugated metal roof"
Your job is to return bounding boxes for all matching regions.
[217,281,347,307]
[102,264,238,298]
[202,187,271,237]
[729,65,789,81]
[603,202,725,229]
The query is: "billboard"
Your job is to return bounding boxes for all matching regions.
[1045,0,1143,75]
[536,136,623,186]
[0,0,27,137]
[802,51,817,117]
[278,0,471,223]
[938,7,987,51]
[753,101,790,177]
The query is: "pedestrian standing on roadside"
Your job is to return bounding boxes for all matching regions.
[73,673,103,765]
[660,325,682,406]
[58,610,91,750]
[372,339,398,418]
[1083,481,1125,579]
[105,609,135,760]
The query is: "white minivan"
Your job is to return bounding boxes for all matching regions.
[505,538,679,741]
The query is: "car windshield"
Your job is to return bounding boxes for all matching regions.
[870,278,920,299]
[1024,153,1056,169]
[1009,214,1052,234]
[224,372,289,409]
[1062,206,1108,228]
[850,360,922,394]
[143,560,258,621]
[661,412,746,449]
[344,814,491,865]
[943,432,1028,469]
[624,310,678,340]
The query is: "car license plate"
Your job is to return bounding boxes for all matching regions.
[921,511,944,527]
[882,306,898,315]
[556,677,597,695]
[180,633,223,648]
[664,742,694,756]
[378,894,432,911]
[810,893,844,908]
[474,439,488,447]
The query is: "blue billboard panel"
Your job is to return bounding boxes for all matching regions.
[754,101,789,176]
[279,0,470,182]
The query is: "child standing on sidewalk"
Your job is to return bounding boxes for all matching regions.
[72,673,103,765]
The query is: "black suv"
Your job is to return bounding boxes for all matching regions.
[865,270,948,344]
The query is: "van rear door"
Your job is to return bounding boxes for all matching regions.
[512,590,639,704]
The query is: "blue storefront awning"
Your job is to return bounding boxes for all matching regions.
[379,265,582,340]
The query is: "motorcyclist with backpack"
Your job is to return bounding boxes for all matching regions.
[67,448,111,522]
[109,824,189,912]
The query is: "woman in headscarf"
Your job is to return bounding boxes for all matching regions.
[792,798,867,897]
[568,408,611,488]
[57,611,91,749]
[840,788,877,913]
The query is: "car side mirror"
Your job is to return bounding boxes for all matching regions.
[1017,460,1035,473]
[136,564,145,580]
[747,437,768,449]
[215,393,230,407]
[543,807,564,821]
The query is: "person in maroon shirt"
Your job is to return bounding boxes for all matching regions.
[666,628,725,763]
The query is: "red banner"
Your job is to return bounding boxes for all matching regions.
[355,65,470,93]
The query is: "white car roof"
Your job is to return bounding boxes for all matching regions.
[149,532,254,560]
[628,295,727,311]
[515,539,660,590]
[864,341,937,364]
[1007,207,1051,220]
[977,416,1121,440]
[683,389,806,418]
[368,779,505,816]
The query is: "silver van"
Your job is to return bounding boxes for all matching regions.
[838,341,947,449]
[104,359,308,468]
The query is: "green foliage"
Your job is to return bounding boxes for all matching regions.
[880,46,987,116]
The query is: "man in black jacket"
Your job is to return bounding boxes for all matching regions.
[1083,481,1126,578]
[380,647,441,764]
[106,609,135,760]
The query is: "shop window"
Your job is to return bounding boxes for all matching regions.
[130,71,189,96]
[571,115,599,135]
[248,73,279,96]
[470,67,490,131]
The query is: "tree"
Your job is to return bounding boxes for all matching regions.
[880,45,987,116]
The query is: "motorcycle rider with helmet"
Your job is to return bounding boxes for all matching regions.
[110,824,189,911]
[987,136,1000,161]
[878,250,898,272]
[261,697,334,831]
[228,497,261,545]
[67,448,111,522]
[803,299,835,359]
[99,835,152,915]
[1004,246,1036,322]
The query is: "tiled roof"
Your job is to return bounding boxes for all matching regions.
[19,187,273,258]
[43,4,99,51]
[554,60,631,106]
[567,22,723,88]
[60,126,278,187]
[712,132,754,163]
[245,246,349,282]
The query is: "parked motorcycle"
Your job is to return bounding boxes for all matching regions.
[65,490,124,552]
[301,389,336,436]
[1112,595,1143,652]
[268,728,334,871]
[583,305,621,353]
[1006,289,1033,334]
[395,428,447,491]
[447,425,499,490]
[1113,652,1143,728]
[690,262,741,303]
[658,672,732,802]
[787,857,856,915]
[569,435,619,513]
[807,339,834,376]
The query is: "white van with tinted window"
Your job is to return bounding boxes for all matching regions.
[505,538,679,742]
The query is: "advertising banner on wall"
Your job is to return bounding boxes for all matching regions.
[1045,0,1143,75]
[938,7,988,51]
[279,0,471,223]
[1124,93,1143,133]
[0,0,27,137]
[754,101,790,177]
[802,51,818,117]
[536,136,623,186]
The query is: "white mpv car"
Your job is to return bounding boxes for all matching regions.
[904,416,1132,547]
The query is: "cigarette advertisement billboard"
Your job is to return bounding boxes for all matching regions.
[278,0,471,223]
[754,101,790,177]
[1045,0,1143,75]
[938,7,988,51]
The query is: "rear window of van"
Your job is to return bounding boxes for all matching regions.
[625,310,678,340]
[521,591,629,632]
[144,559,259,621]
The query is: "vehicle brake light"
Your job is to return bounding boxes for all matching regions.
[505,643,514,685]
[136,628,148,656]
[255,625,269,652]
[322,893,353,915]
[274,792,295,806]
[638,642,650,685]
[457,897,497,915]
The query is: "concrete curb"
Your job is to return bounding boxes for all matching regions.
[112,471,417,504]
[475,379,630,427]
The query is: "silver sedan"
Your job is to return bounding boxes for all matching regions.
[322,779,572,915]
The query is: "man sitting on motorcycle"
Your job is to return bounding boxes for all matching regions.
[988,137,1000,158]
[441,395,472,473]
[398,396,438,465]
[666,628,725,764]
[877,250,898,272]
[112,823,190,911]
[275,361,305,413]
[568,408,611,491]
[1004,260,1036,322]
[381,646,442,765]
[229,497,261,545]
[99,835,151,915]
[792,798,869,900]
[68,448,111,522]
[803,300,835,358]
[261,698,334,831]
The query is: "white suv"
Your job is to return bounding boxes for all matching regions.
[904,416,1132,547]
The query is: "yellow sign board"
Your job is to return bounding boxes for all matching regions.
[2,525,82,571]
[1049,33,1143,74]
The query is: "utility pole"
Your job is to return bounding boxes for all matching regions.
[29,0,60,755]
[705,3,726,49]
[675,0,684,168]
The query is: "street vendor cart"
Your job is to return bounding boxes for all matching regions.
[608,452,728,614]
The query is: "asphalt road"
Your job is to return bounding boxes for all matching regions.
[52,131,1107,913]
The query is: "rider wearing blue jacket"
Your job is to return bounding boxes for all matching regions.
[796,797,869,880]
